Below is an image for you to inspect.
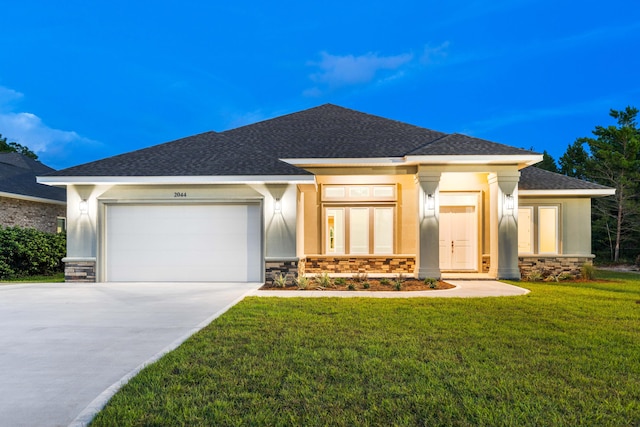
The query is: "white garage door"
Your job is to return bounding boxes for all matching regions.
[105,203,261,282]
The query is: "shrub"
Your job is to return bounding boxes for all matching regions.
[557,272,574,281]
[362,282,370,289]
[393,274,404,290]
[352,272,368,283]
[315,272,333,288]
[273,273,287,288]
[424,277,437,286]
[581,263,596,280]
[526,269,543,282]
[380,278,391,286]
[334,277,346,286]
[296,276,310,290]
[0,226,66,280]
[347,283,356,291]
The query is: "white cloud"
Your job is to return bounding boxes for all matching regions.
[0,85,100,165]
[305,51,414,95]
[0,112,96,155]
[0,86,24,109]
[304,44,452,96]
[420,41,450,65]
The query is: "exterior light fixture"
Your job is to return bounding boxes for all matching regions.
[79,199,89,214]
[274,198,281,213]
[425,193,435,211]
[504,194,514,211]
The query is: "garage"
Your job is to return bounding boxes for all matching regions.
[105,203,262,282]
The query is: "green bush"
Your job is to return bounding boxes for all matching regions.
[0,226,66,279]
[296,276,310,290]
[272,273,287,288]
[581,263,596,280]
[315,272,333,288]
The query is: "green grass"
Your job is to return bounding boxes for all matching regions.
[91,271,640,426]
[0,272,64,283]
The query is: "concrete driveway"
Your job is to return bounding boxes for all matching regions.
[0,282,260,427]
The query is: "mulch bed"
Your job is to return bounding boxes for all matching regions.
[260,278,455,291]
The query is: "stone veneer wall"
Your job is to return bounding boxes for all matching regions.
[265,259,299,286]
[303,256,416,275]
[518,256,594,277]
[1,196,65,234]
[64,261,96,282]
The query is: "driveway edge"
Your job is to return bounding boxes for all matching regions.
[68,285,259,427]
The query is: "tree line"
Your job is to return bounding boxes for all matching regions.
[533,106,640,262]
[0,133,38,159]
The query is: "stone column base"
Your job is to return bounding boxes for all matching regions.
[63,257,96,282]
[265,258,299,286]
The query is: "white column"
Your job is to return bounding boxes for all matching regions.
[488,171,521,279]
[416,171,441,279]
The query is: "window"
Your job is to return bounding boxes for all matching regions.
[322,184,396,255]
[56,217,67,234]
[325,206,395,255]
[518,206,559,254]
[518,207,533,253]
[538,206,558,254]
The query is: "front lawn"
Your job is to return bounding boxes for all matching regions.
[91,271,640,426]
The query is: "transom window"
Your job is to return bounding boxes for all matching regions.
[322,184,396,255]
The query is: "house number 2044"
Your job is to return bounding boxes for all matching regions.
[174,192,187,198]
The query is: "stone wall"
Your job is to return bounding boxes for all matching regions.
[303,256,416,275]
[64,261,96,282]
[518,255,594,277]
[1,196,65,234]
[265,259,299,286]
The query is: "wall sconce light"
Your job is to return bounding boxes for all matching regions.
[79,199,88,214]
[425,193,435,211]
[274,198,281,214]
[504,194,514,211]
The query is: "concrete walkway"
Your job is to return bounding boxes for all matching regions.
[252,280,530,298]
[0,282,261,427]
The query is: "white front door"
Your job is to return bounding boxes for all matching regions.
[439,205,477,271]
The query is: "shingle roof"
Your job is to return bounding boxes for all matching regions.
[46,131,309,177]
[519,166,612,191]
[0,153,66,202]
[221,104,448,158]
[407,133,534,156]
[48,103,537,178]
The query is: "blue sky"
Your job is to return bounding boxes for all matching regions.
[1,0,638,170]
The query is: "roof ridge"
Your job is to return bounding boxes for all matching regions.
[404,132,452,155]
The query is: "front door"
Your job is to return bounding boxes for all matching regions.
[439,205,477,271]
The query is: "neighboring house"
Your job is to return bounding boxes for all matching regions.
[1,152,66,234]
[39,104,614,283]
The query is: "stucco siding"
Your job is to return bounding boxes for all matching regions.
[518,197,592,255]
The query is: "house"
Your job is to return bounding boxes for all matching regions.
[38,104,614,283]
[1,152,66,234]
